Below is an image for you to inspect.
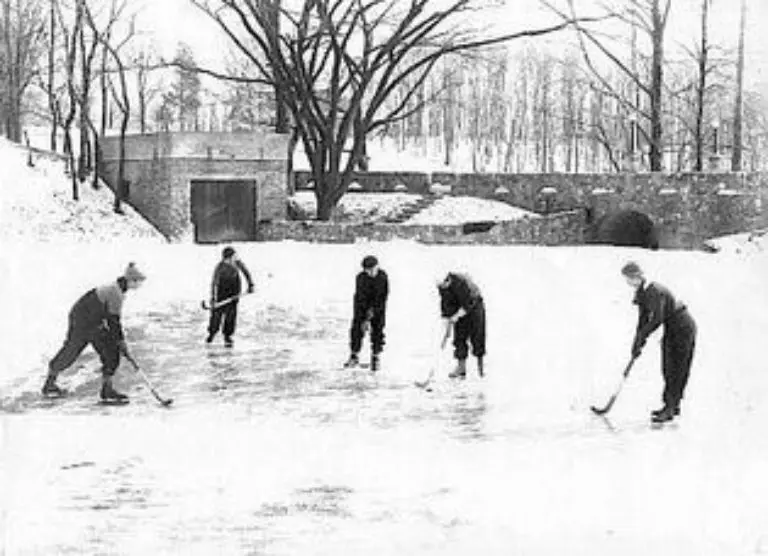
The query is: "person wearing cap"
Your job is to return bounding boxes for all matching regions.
[621,261,697,423]
[43,262,147,402]
[207,246,254,347]
[437,272,486,379]
[344,255,389,371]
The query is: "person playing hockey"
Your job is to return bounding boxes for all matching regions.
[622,261,697,423]
[42,262,147,402]
[437,272,486,379]
[344,255,389,372]
[207,246,254,348]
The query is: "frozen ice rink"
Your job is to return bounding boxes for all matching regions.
[2,240,768,554]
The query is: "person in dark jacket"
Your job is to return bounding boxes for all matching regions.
[344,255,389,371]
[622,261,697,423]
[207,246,254,347]
[437,272,486,379]
[43,262,147,401]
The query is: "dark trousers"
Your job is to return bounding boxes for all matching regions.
[661,310,697,409]
[208,300,239,338]
[453,300,486,360]
[49,318,120,377]
[350,309,386,355]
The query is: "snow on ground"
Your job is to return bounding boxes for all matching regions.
[291,190,535,223]
[705,229,768,255]
[0,137,165,244]
[4,137,768,555]
[406,195,537,224]
[2,236,768,554]
[291,190,421,222]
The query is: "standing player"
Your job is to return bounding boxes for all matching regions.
[207,246,254,347]
[343,255,389,371]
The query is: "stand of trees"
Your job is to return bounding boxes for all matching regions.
[0,0,765,219]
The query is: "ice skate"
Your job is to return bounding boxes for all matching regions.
[343,353,360,368]
[100,379,129,403]
[448,359,467,379]
[42,375,67,397]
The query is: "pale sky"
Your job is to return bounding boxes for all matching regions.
[137,0,768,89]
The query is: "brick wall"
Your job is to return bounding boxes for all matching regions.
[256,211,584,245]
[99,132,289,240]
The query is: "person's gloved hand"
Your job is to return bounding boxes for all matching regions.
[631,339,644,359]
[248,284,255,294]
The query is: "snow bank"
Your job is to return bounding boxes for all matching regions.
[704,229,768,255]
[406,195,537,225]
[290,190,535,224]
[290,190,421,222]
[0,137,165,244]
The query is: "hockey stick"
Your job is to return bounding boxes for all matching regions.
[201,292,251,311]
[590,356,637,416]
[415,324,452,390]
[126,356,173,407]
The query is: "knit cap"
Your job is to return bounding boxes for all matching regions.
[123,262,146,281]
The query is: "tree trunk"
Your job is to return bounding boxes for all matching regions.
[113,113,128,213]
[48,0,57,151]
[731,0,746,171]
[443,68,454,167]
[649,0,666,172]
[694,0,709,171]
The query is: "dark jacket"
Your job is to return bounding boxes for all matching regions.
[212,260,254,299]
[354,270,389,315]
[439,272,483,318]
[632,281,689,351]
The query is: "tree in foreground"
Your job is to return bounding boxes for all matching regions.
[190,0,597,220]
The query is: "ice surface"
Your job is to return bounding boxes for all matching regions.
[2,140,768,554]
[1,238,768,555]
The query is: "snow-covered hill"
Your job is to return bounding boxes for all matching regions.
[0,138,165,244]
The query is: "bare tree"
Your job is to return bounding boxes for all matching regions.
[547,0,672,171]
[87,4,135,213]
[134,43,161,133]
[0,0,46,142]
[731,0,746,171]
[54,0,84,199]
[45,0,58,150]
[190,0,599,220]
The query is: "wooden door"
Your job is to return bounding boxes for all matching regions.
[190,180,256,243]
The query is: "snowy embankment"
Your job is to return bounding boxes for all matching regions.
[290,190,421,222]
[406,195,536,224]
[704,229,768,255]
[0,137,165,244]
[290,190,536,223]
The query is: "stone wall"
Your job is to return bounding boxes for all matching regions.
[294,171,431,193]
[257,211,584,245]
[294,169,767,247]
[100,132,290,240]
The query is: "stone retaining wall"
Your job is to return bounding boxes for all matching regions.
[257,211,584,245]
